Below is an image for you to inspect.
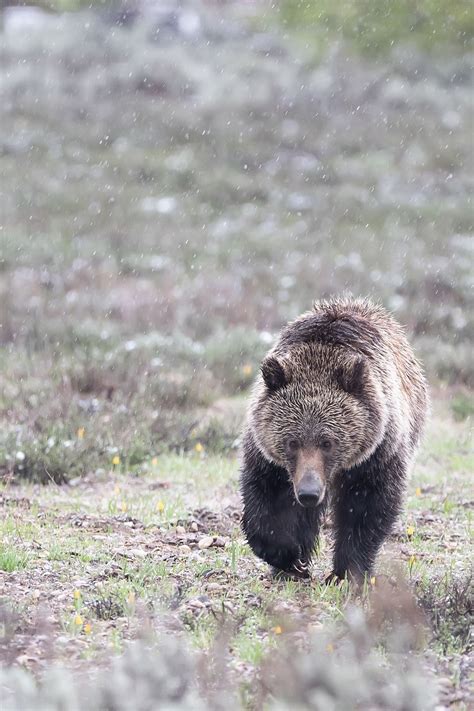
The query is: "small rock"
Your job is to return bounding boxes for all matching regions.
[178,544,192,554]
[176,525,186,535]
[198,536,214,550]
[191,522,198,532]
[188,597,207,609]
[129,548,147,558]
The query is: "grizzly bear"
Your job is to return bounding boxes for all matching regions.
[240,297,428,583]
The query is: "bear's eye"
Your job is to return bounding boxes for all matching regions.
[320,439,332,451]
[287,439,299,453]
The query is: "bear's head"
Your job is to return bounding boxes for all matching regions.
[249,343,387,507]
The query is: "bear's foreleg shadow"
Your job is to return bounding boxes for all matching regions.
[329,451,405,584]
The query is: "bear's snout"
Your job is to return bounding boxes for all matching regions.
[295,470,325,506]
[293,448,326,506]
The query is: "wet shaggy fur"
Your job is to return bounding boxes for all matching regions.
[240,297,428,582]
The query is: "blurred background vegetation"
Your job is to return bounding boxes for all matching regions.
[279,0,473,55]
[3,0,473,53]
[0,0,473,479]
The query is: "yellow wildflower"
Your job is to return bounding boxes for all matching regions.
[84,623,92,635]
[156,500,165,513]
[121,501,128,513]
[409,554,416,566]
[272,625,282,635]
[112,455,121,466]
[194,442,204,453]
[127,591,136,606]
[415,487,422,497]
[77,427,85,440]
[406,525,415,537]
[74,614,83,627]
[73,589,81,600]
[370,576,376,586]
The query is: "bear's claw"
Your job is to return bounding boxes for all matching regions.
[324,571,346,586]
[272,559,311,580]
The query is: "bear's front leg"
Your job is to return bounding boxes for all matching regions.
[240,433,322,576]
[242,480,320,577]
[329,452,405,584]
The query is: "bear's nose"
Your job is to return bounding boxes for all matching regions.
[296,471,325,506]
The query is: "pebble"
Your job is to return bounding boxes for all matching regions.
[191,522,198,532]
[188,596,210,609]
[178,544,192,554]
[198,536,214,550]
[129,548,147,558]
[176,525,186,535]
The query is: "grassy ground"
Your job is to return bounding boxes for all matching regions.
[0,395,472,706]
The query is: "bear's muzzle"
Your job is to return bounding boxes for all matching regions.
[294,448,326,506]
[296,470,325,506]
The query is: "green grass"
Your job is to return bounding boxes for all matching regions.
[0,546,30,572]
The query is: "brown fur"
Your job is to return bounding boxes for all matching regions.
[240,297,428,582]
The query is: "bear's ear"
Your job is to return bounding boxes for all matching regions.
[261,356,289,392]
[336,356,367,396]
